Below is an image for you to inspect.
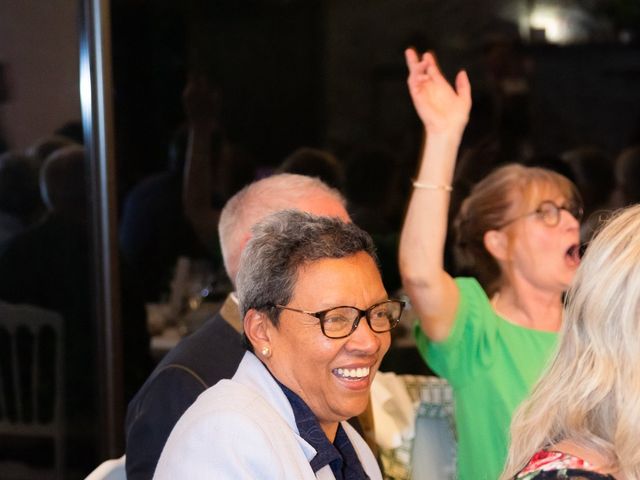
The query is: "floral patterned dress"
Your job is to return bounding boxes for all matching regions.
[515,450,616,479]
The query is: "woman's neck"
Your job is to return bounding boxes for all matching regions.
[492,282,563,332]
[552,440,622,479]
[321,421,339,443]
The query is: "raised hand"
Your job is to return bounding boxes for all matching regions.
[182,75,221,130]
[405,49,471,136]
[399,50,470,343]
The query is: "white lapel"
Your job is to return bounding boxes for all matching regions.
[232,352,319,461]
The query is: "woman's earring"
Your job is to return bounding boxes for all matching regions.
[261,346,271,358]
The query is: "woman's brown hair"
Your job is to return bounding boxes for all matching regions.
[454,163,580,295]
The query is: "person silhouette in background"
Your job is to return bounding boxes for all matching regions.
[561,146,615,241]
[275,147,345,192]
[119,76,256,305]
[0,145,97,471]
[612,145,640,207]
[0,151,42,244]
[118,126,213,304]
[180,74,255,261]
[26,134,77,171]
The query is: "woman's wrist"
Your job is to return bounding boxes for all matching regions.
[412,180,453,191]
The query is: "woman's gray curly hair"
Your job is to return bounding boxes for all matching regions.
[236,210,378,334]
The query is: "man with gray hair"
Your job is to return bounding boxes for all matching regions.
[125,173,350,480]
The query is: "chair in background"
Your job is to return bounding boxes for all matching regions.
[0,302,64,480]
[85,455,126,480]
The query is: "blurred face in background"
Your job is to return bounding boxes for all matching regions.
[501,183,582,293]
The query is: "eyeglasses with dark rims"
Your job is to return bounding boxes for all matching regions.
[271,299,405,339]
[500,200,583,228]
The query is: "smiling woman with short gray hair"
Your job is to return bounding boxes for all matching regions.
[154,210,402,479]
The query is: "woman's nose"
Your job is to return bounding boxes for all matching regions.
[562,209,581,229]
[346,316,381,352]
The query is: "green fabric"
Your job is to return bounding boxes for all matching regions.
[414,277,558,480]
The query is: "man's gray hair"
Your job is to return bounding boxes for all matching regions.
[236,210,377,322]
[218,173,347,283]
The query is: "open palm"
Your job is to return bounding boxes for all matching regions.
[405,49,472,135]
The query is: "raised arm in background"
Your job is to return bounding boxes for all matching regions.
[182,76,223,255]
[398,49,472,342]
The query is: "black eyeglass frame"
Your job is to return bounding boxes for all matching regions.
[500,200,584,229]
[271,299,405,339]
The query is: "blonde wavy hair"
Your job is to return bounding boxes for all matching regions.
[501,204,640,479]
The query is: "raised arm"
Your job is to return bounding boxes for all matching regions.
[399,50,471,342]
[182,75,223,255]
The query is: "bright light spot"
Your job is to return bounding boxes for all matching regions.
[80,57,92,109]
[530,6,570,44]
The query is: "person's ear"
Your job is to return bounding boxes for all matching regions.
[244,308,274,358]
[484,229,508,261]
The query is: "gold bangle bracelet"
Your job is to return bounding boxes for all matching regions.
[412,180,453,192]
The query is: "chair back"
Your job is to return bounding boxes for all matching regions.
[85,455,126,480]
[0,302,65,479]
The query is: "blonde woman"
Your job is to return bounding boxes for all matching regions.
[502,204,640,480]
[400,50,583,480]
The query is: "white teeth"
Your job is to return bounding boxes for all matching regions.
[335,367,370,379]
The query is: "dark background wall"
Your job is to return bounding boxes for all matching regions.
[109,0,640,196]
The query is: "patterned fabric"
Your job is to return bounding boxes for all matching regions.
[378,375,455,480]
[278,380,370,480]
[516,450,616,479]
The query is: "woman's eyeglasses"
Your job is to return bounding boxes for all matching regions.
[272,299,405,339]
[501,200,583,228]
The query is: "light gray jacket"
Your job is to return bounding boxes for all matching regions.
[154,351,382,480]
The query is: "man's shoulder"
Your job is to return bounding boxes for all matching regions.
[164,314,243,377]
[130,310,245,407]
[161,311,241,365]
[125,309,246,424]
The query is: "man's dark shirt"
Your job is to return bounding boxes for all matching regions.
[125,295,244,480]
